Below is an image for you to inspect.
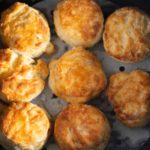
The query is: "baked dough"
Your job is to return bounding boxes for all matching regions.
[107,70,150,127]
[0,2,51,58]
[54,104,111,150]
[0,102,51,150]
[103,7,150,63]
[49,47,107,103]
[54,0,104,47]
[0,49,49,103]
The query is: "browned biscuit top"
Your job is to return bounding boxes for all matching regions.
[103,7,150,63]
[55,104,111,150]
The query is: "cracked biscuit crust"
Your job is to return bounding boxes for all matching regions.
[107,70,150,127]
[1,102,51,150]
[0,2,50,58]
[0,49,49,103]
[54,0,104,47]
[103,7,150,63]
[55,104,111,150]
[49,47,107,103]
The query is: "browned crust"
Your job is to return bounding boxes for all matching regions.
[54,104,111,150]
[54,0,104,47]
[103,7,150,63]
[107,70,150,127]
[0,2,50,58]
[0,49,49,103]
[1,102,51,149]
[49,47,107,103]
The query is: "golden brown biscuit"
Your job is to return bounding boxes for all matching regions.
[49,47,107,103]
[54,0,104,47]
[0,48,34,80]
[0,2,51,58]
[103,7,150,63]
[55,104,111,150]
[0,102,51,150]
[107,70,150,128]
[0,49,49,103]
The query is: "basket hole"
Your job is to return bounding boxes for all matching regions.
[51,10,54,16]
[119,66,125,72]
[52,93,57,99]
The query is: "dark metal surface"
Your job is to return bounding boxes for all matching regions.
[109,0,150,15]
[0,0,42,13]
[0,0,150,150]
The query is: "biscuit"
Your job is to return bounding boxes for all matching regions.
[0,49,49,103]
[103,7,150,63]
[49,47,107,103]
[0,2,51,58]
[54,104,111,150]
[0,102,51,150]
[107,70,150,127]
[54,0,104,47]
